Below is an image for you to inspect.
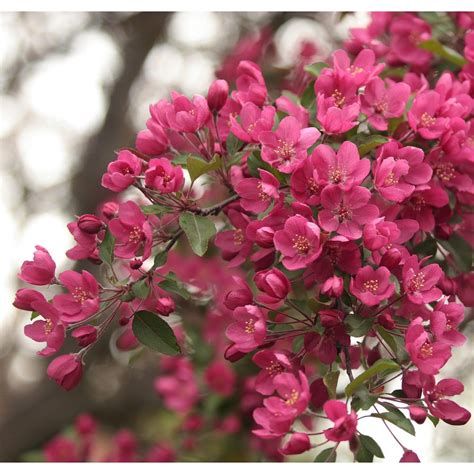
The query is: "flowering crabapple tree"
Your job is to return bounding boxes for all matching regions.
[14,12,474,463]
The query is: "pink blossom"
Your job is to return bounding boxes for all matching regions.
[252,349,293,395]
[259,116,320,173]
[44,436,78,462]
[232,60,267,106]
[254,268,291,305]
[224,276,253,310]
[276,95,309,127]
[24,300,65,356]
[402,255,443,304]
[409,405,427,424]
[390,14,432,66]
[109,201,153,261]
[430,301,466,347]
[71,325,97,348]
[273,215,322,270]
[53,270,99,324]
[13,288,46,311]
[135,126,168,156]
[323,400,357,442]
[321,276,344,297]
[405,317,451,375]
[47,354,83,391]
[361,77,410,130]
[225,305,266,353]
[19,245,56,286]
[408,91,450,139]
[363,218,419,252]
[290,153,323,206]
[207,79,229,112]
[77,214,103,234]
[66,221,99,261]
[400,450,420,462]
[350,266,395,306]
[155,296,175,316]
[279,433,311,455]
[235,169,280,213]
[101,150,142,192]
[230,103,275,143]
[145,157,184,194]
[332,48,384,87]
[317,98,360,135]
[204,360,236,396]
[318,185,379,240]
[312,141,370,190]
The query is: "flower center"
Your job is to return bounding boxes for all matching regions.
[411,196,426,211]
[363,279,379,294]
[420,342,433,358]
[257,181,270,201]
[266,361,283,376]
[246,122,256,133]
[329,166,346,184]
[331,89,345,108]
[234,228,244,245]
[374,100,388,114]
[276,139,296,162]
[128,226,143,244]
[335,204,352,223]
[244,318,256,334]
[420,112,436,128]
[307,177,321,194]
[348,65,364,75]
[409,271,425,292]
[409,31,421,45]
[72,287,88,304]
[285,389,299,406]
[292,234,311,254]
[435,162,455,182]
[384,171,399,186]
[44,319,53,335]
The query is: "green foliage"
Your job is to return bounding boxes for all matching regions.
[179,213,216,257]
[187,154,222,183]
[99,228,115,265]
[314,447,337,462]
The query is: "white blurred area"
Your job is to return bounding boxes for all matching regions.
[0,11,472,462]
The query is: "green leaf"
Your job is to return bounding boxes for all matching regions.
[345,358,400,397]
[372,411,416,436]
[356,443,374,463]
[158,272,191,299]
[419,38,467,67]
[304,61,329,77]
[226,132,243,156]
[314,447,337,462]
[352,387,378,411]
[439,233,473,273]
[152,251,168,269]
[301,81,316,108]
[247,151,285,182]
[345,313,375,337]
[131,279,151,299]
[376,325,399,355]
[179,213,216,257]
[359,434,384,458]
[99,228,115,265]
[187,154,222,183]
[132,310,181,356]
[323,371,340,399]
[172,154,190,165]
[30,310,40,320]
[357,135,389,156]
[427,414,440,427]
[413,237,437,258]
[141,204,168,216]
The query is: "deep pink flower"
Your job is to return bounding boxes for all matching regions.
[145,157,184,194]
[236,169,280,213]
[400,450,420,462]
[24,300,65,356]
[71,325,97,348]
[13,288,46,311]
[259,116,320,173]
[318,185,379,240]
[101,150,142,193]
[350,266,395,306]
[332,48,384,87]
[279,433,311,455]
[135,126,168,156]
[53,270,100,324]
[47,354,83,391]
[290,153,323,206]
[66,221,99,261]
[225,305,266,353]
[232,60,267,106]
[207,79,229,112]
[390,14,432,66]
[254,268,291,304]
[430,301,466,347]
[316,95,359,135]
[408,91,450,139]
[19,245,56,286]
[402,255,443,304]
[224,276,253,310]
[273,215,322,270]
[312,141,370,190]
[252,407,295,439]
[155,296,175,316]
[230,103,275,143]
[361,77,410,130]
[151,92,210,133]
[109,201,153,261]
[44,436,78,462]
[320,275,344,297]
[77,214,103,234]
[405,317,451,375]
[204,360,236,396]
[323,400,357,442]
[363,218,419,252]
[409,405,427,424]
[252,349,293,395]
[423,376,471,425]
[276,95,309,127]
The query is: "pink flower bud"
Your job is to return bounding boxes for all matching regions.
[207,79,229,112]
[310,377,329,410]
[156,296,175,316]
[438,275,457,295]
[47,354,83,391]
[254,226,275,248]
[224,343,247,363]
[409,405,427,424]
[101,201,119,220]
[400,450,420,462]
[254,268,290,303]
[77,214,103,234]
[279,432,311,455]
[224,277,253,310]
[19,245,56,286]
[71,325,98,347]
[321,276,343,297]
[116,328,139,351]
[75,413,97,436]
[130,258,143,270]
[377,311,395,330]
[13,288,46,311]
[380,248,402,269]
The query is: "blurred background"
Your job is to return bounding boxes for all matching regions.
[0,11,472,462]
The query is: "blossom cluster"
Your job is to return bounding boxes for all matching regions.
[13,12,473,462]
